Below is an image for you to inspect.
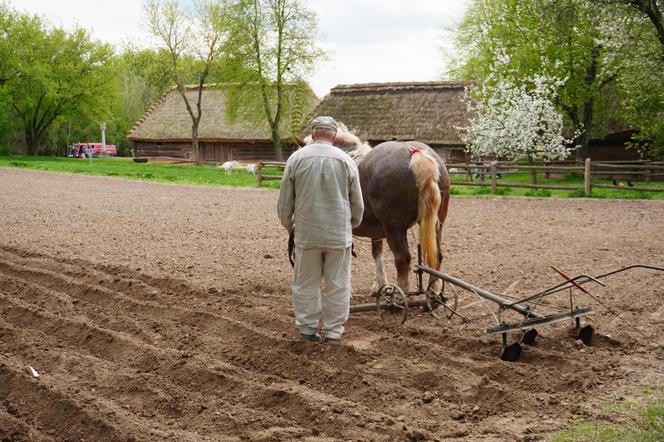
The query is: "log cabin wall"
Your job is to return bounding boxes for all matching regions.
[132,140,296,162]
[200,142,231,162]
[231,143,296,161]
[133,141,192,159]
[587,142,641,161]
[430,145,468,163]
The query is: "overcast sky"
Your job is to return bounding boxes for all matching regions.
[13,0,470,97]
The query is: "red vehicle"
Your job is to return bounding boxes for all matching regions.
[68,143,117,158]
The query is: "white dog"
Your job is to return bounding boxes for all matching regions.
[222,161,234,176]
[246,163,257,175]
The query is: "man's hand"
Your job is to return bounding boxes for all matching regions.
[286,226,294,236]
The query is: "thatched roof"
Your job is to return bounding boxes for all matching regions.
[128,83,319,143]
[311,81,473,146]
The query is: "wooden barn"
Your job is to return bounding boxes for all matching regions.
[586,129,640,161]
[311,81,473,163]
[128,84,319,162]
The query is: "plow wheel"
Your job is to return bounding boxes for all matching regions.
[376,283,408,324]
[425,291,447,320]
[426,281,459,321]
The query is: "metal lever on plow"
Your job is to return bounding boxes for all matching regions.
[515,264,664,305]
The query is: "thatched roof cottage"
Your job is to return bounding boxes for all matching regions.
[312,80,640,163]
[128,83,319,162]
[311,81,473,162]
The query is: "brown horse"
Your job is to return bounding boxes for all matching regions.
[299,127,451,293]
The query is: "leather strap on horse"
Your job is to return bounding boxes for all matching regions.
[288,231,295,267]
[406,144,421,158]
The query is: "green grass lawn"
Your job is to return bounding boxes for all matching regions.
[0,155,283,189]
[1,155,663,199]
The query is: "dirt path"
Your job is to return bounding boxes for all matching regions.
[1,168,663,441]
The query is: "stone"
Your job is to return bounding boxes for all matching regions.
[451,410,465,420]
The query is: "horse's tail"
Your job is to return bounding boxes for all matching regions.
[409,148,441,269]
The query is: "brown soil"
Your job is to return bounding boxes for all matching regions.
[1,168,663,441]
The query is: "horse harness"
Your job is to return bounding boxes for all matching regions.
[405,144,421,158]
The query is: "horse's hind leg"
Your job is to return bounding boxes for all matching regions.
[429,187,450,294]
[371,239,388,295]
[385,230,411,291]
[427,223,443,294]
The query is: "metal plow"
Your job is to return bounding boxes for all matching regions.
[349,247,664,362]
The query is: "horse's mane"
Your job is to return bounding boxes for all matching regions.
[303,122,372,162]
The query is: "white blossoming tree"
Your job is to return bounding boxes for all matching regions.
[458,55,576,183]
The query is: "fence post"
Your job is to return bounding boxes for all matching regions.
[490,161,498,194]
[646,161,652,182]
[256,162,263,187]
[584,158,591,197]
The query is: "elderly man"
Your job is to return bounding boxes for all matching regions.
[277,116,364,342]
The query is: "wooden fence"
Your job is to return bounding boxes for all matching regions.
[448,159,664,196]
[258,159,664,196]
[256,161,287,186]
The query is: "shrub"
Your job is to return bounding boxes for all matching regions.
[635,191,653,200]
[525,188,552,197]
[473,186,492,195]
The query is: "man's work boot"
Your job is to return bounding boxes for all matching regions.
[300,333,321,342]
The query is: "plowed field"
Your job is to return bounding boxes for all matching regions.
[1,168,663,441]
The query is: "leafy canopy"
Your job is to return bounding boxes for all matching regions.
[0,2,116,154]
[451,0,664,159]
[223,0,324,160]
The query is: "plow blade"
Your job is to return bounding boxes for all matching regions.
[487,307,594,335]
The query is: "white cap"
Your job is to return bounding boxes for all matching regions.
[310,116,338,131]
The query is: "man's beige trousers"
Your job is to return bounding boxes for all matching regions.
[292,247,352,340]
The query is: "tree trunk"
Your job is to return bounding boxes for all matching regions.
[572,98,596,162]
[192,123,202,165]
[528,155,537,185]
[577,47,598,161]
[25,128,41,156]
[577,97,595,161]
[271,124,283,162]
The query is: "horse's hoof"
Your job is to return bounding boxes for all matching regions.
[428,279,443,295]
[371,282,386,296]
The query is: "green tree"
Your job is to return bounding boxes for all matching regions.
[227,0,323,161]
[0,3,116,155]
[616,0,664,59]
[0,9,13,152]
[452,0,664,160]
[146,0,232,165]
[597,0,664,158]
[103,46,174,155]
[452,0,621,159]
